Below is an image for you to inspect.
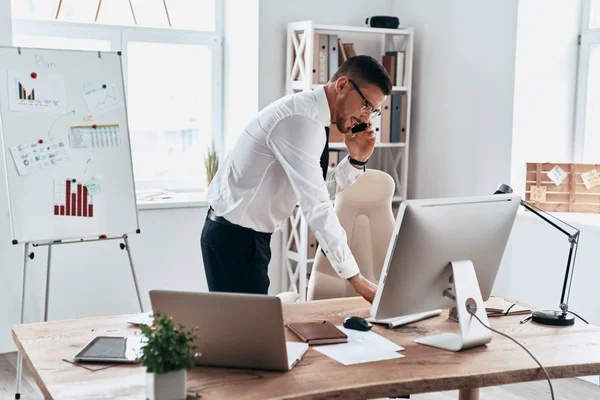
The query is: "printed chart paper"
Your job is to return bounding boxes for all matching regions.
[82,83,121,115]
[69,125,121,149]
[10,137,69,176]
[8,70,66,113]
[53,178,94,218]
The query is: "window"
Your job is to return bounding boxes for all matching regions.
[575,0,600,162]
[10,0,223,192]
[127,41,213,190]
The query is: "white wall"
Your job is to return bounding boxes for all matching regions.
[392,0,519,199]
[258,0,395,109]
[0,0,11,46]
[223,0,260,153]
[510,0,581,197]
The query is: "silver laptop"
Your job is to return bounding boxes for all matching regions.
[149,290,308,372]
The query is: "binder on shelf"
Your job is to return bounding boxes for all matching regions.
[328,151,339,168]
[371,112,382,143]
[400,93,408,143]
[315,34,329,84]
[390,93,402,143]
[380,96,392,143]
[328,34,339,79]
[385,51,405,86]
[338,38,348,64]
[342,43,357,58]
[382,55,396,85]
[396,52,405,86]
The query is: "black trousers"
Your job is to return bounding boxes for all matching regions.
[201,209,272,294]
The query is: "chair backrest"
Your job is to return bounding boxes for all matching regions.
[307,169,395,301]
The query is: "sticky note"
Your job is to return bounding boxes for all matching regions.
[581,169,600,190]
[86,179,101,195]
[530,186,547,202]
[547,165,567,186]
[84,115,94,121]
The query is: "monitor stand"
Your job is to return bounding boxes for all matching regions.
[414,260,492,351]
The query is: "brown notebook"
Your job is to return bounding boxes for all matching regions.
[287,321,348,345]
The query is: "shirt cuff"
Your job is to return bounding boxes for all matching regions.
[338,155,364,182]
[329,254,361,279]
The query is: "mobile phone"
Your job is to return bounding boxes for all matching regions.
[351,122,368,134]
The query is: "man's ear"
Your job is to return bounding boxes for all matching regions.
[335,76,348,94]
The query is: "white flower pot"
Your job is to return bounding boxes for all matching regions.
[146,369,187,400]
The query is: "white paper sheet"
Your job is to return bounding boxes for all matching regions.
[8,70,66,113]
[10,136,69,176]
[82,83,121,115]
[69,125,121,149]
[313,326,405,365]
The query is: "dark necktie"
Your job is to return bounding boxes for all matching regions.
[320,127,329,180]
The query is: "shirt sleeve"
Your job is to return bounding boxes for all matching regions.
[325,155,364,200]
[266,115,361,279]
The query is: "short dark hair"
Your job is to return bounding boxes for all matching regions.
[331,55,392,96]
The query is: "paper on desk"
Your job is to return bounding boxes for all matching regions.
[313,326,405,365]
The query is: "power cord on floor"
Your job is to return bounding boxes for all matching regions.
[466,308,555,400]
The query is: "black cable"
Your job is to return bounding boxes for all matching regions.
[504,303,516,316]
[568,310,589,324]
[467,309,555,400]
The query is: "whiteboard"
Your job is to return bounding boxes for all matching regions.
[0,47,139,244]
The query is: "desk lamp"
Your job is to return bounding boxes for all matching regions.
[494,183,579,326]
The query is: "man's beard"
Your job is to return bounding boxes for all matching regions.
[334,116,349,133]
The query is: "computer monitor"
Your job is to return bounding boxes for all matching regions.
[370,194,520,351]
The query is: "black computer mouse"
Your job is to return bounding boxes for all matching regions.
[343,316,373,331]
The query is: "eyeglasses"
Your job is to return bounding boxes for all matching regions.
[348,79,382,118]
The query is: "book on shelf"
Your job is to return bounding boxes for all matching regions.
[383,51,405,87]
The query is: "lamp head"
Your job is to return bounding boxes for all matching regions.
[494,183,514,195]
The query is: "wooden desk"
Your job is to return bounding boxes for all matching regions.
[12,297,600,400]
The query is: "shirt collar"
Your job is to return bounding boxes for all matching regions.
[314,85,332,127]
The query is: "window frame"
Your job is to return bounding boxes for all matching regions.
[10,0,224,192]
[574,0,600,162]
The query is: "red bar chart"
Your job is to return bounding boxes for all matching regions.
[53,178,94,218]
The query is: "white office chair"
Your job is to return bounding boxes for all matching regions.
[307,169,395,300]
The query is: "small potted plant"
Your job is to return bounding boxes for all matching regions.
[140,312,200,400]
[204,140,219,187]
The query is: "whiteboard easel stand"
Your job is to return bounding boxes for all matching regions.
[14,233,143,400]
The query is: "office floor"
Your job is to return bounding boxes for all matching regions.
[1,352,599,399]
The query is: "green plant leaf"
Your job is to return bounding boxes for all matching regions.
[139,311,199,374]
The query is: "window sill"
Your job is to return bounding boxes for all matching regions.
[519,209,600,228]
[136,191,209,211]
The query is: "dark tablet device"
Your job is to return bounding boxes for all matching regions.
[73,336,147,363]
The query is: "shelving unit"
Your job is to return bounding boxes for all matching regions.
[282,20,414,300]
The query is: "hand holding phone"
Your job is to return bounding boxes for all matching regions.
[351,122,368,134]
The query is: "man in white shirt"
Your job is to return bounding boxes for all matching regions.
[202,55,392,303]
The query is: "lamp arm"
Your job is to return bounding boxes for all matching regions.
[519,200,578,239]
[560,231,579,311]
[519,199,580,312]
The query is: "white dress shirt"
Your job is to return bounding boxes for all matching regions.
[206,86,364,279]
